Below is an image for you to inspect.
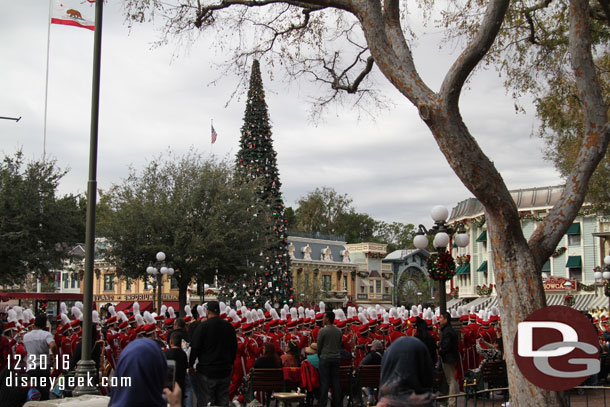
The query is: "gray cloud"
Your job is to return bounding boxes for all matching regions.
[1,1,562,231]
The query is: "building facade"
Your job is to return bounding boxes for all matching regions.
[448,185,610,311]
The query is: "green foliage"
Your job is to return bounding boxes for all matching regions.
[97,151,271,311]
[536,54,610,212]
[290,186,417,250]
[0,151,85,285]
[294,187,353,234]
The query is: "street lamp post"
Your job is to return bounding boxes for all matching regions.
[146,251,174,314]
[601,255,610,310]
[414,205,470,314]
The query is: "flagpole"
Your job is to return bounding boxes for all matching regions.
[73,0,103,396]
[43,0,53,161]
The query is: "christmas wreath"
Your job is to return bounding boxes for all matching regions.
[426,253,456,281]
[551,247,567,257]
[564,295,575,307]
[605,281,610,297]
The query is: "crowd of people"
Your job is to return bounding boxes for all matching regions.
[2,298,608,407]
[0,301,512,407]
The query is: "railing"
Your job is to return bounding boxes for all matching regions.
[346,242,387,252]
[287,230,346,241]
[357,294,368,300]
[432,385,610,407]
[382,294,392,301]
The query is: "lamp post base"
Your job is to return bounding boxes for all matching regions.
[72,359,98,396]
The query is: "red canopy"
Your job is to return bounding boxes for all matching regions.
[163,301,180,313]
[0,292,83,302]
[138,301,153,312]
[114,301,133,313]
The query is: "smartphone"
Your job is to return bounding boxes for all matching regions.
[165,360,176,390]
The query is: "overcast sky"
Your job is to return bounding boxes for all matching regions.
[1,1,562,230]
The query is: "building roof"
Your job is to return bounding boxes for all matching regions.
[449,185,566,221]
[287,236,351,263]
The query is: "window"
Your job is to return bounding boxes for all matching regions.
[63,273,68,289]
[569,268,582,282]
[322,275,331,291]
[384,287,389,294]
[71,277,76,289]
[376,280,381,293]
[343,276,348,291]
[369,284,374,293]
[104,274,114,291]
[171,276,178,290]
[125,278,132,291]
[360,285,366,294]
[568,234,580,246]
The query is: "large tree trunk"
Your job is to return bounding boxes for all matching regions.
[177,273,189,318]
[486,211,567,406]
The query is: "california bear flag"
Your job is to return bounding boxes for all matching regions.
[51,0,95,31]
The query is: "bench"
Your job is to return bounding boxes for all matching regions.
[251,368,300,407]
[338,365,354,407]
[355,365,381,406]
[481,360,508,401]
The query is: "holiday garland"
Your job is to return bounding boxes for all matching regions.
[476,284,494,296]
[563,295,575,307]
[456,254,471,265]
[605,281,610,297]
[449,286,459,298]
[551,247,567,257]
[365,251,385,259]
[426,253,456,281]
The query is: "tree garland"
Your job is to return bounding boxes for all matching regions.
[426,253,456,281]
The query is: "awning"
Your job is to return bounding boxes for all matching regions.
[477,261,488,272]
[114,301,133,313]
[482,294,601,313]
[476,231,487,243]
[360,279,370,287]
[138,301,154,312]
[566,256,582,268]
[0,292,84,301]
[566,223,581,235]
[384,279,394,288]
[541,260,551,273]
[164,301,180,312]
[456,264,471,275]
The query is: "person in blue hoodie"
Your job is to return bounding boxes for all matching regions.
[109,338,181,407]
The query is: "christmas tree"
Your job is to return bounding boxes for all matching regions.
[220,59,292,309]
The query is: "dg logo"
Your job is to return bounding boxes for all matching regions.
[514,305,600,391]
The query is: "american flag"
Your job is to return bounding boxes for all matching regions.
[211,124,218,144]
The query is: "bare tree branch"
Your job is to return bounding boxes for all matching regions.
[440,0,510,108]
[529,0,610,267]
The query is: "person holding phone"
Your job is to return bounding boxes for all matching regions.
[165,332,188,406]
[109,338,181,407]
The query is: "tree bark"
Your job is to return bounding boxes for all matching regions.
[177,272,189,318]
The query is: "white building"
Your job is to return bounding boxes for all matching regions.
[448,185,610,311]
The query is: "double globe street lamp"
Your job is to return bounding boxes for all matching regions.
[146,251,174,314]
[594,254,610,309]
[414,205,470,314]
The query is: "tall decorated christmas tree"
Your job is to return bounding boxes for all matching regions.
[220,59,292,309]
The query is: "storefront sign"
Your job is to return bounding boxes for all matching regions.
[543,276,575,291]
[93,293,178,302]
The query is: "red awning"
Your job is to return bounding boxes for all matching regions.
[114,301,133,313]
[0,292,84,301]
[163,301,180,312]
[138,301,153,312]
